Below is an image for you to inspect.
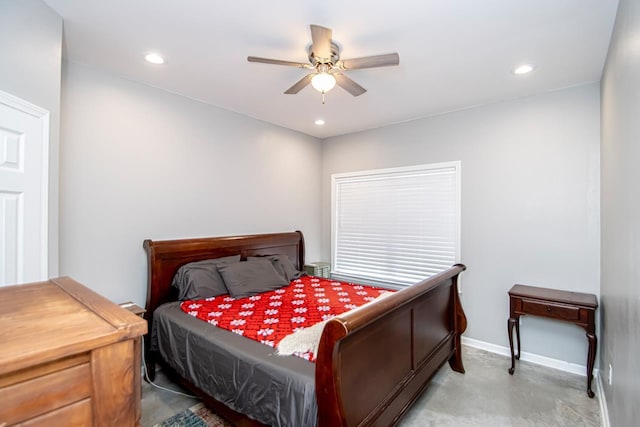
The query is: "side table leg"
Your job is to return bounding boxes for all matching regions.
[515,315,521,360]
[508,317,517,374]
[586,332,597,398]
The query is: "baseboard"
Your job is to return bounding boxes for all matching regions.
[596,372,611,427]
[461,336,594,377]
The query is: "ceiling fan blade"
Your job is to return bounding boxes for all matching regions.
[340,53,400,70]
[247,56,311,68]
[310,25,332,60]
[284,74,314,94]
[334,73,367,97]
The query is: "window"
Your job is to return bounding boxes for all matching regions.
[331,162,460,288]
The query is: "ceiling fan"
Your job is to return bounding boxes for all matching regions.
[248,25,400,103]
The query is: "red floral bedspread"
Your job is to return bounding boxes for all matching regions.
[180,275,392,361]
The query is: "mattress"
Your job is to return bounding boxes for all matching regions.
[151,302,317,427]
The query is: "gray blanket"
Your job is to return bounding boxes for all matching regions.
[151,302,317,426]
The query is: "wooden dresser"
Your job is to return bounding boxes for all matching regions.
[0,277,147,426]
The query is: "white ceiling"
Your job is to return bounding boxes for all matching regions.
[43,0,619,139]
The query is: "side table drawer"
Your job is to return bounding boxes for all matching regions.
[521,299,580,321]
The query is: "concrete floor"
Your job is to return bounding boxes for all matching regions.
[141,370,201,427]
[141,346,602,426]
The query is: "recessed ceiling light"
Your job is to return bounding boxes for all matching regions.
[314,119,326,126]
[513,64,535,75]
[145,53,165,64]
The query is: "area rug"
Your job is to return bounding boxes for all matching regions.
[153,403,233,427]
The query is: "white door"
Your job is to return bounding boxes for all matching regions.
[0,90,49,286]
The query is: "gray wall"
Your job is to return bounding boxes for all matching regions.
[322,84,600,366]
[60,61,322,305]
[600,0,640,424]
[0,0,62,276]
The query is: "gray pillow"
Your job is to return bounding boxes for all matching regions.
[218,259,288,299]
[247,254,305,282]
[172,255,240,300]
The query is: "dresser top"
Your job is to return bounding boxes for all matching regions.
[509,284,598,308]
[0,277,147,375]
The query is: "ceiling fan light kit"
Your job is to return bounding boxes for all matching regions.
[311,72,336,93]
[248,24,399,104]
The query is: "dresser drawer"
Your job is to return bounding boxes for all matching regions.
[521,299,580,321]
[17,398,92,427]
[0,362,91,425]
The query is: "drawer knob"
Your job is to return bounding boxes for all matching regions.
[546,307,552,312]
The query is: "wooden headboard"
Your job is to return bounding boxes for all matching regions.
[143,231,305,320]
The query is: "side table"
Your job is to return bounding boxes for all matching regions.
[119,301,146,317]
[507,284,598,398]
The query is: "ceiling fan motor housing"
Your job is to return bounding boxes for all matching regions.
[308,41,341,66]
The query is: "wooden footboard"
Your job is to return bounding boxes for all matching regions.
[316,264,467,426]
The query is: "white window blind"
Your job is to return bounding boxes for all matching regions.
[331,162,460,287]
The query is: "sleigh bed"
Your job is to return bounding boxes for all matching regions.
[144,231,467,426]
